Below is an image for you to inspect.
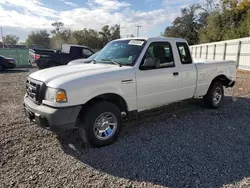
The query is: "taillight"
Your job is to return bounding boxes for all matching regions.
[8,59,14,63]
[34,54,40,60]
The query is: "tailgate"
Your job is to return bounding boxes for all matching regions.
[29,49,36,63]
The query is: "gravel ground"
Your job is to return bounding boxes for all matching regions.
[1,68,250,188]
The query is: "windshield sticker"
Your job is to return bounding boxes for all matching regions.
[128,40,144,46]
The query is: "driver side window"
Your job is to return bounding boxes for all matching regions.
[140,42,175,70]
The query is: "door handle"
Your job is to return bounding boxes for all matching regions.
[173,72,179,76]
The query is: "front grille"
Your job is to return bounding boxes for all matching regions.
[26,78,46,104]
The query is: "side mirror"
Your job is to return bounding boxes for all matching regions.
[141,58,158,69]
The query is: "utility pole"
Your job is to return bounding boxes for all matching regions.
[135,25,142,37]
[0,27,4,48]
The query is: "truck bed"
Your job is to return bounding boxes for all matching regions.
[29,48,56,54]
[193,58,236,97]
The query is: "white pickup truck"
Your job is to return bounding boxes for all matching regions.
[23,37,236,147]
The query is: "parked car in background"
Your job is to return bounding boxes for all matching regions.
[24,37,236,147]
[67,51,99,65]
[0,55,16,71]
[29,44,94,69]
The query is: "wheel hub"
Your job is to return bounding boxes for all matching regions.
[93,112,117,140]
[213,87,222,105]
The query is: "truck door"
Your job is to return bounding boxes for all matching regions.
[136,41,181,111]
[70,46,82,60]
[176,42,197,100]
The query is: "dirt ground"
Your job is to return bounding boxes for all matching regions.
[1,68,250,188]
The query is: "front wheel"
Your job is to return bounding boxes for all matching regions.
[0,64,4,71]
[79,101,121,147]
[203,82,224,109]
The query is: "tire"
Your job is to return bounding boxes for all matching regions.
[0,64,4,71]
[203,81,224,109]
[79,101,121,147]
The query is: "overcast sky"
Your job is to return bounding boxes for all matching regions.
[0,0,200,41]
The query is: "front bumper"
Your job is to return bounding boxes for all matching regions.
[6,63,16,69]
[228,80,236,87]
[29,60,38,68]
[23,96,82,132]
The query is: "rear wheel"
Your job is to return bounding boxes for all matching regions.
[203,82,224,109]
[79,101,121,147]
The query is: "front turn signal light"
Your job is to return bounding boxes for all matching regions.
[56,90,67,103]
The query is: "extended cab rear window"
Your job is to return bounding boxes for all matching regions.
[176,42,192,64]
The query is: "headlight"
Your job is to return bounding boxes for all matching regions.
[45,87,67,103]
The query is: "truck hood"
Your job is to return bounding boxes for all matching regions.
[29,63,133,87]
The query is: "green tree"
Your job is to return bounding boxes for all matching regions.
[50,22,73,48]
[201,0,250,42]
[27,23,121,49]
[99,25,121,47]
[3,34,19,45]
[110,24,121,40]
[99,25,112,46]
[221,0,238,10]
[51,22,65,35]
[199,11,223,42]
[196,0,220,32]
[164,0,250,44]
[72,25,121,48]
[51,22,72,41]
[163,5,201,45]
[73,29,102,48]
[26,30,50,48]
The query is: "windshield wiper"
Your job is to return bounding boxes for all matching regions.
[101,59,122,67]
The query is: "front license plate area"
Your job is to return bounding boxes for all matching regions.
[24,108,35,122]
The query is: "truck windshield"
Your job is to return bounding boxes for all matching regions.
[94,39,146,66]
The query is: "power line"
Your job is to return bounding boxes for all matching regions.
[135,25,142,37]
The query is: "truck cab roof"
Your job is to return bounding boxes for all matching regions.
[61,44,89,49]
[114,37,188,43]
